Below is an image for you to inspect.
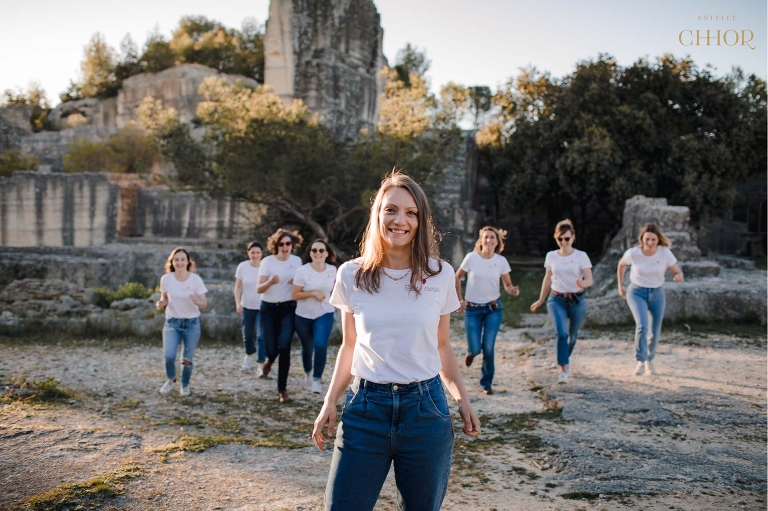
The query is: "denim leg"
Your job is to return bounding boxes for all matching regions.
[626,286,651,362]
[325,388,392,510]
[547,295,571,366]
[180,318,201,387]
[162,319,181,380]
[464,309,483,357]
[646,287,666,361]
[294,315,315,374]
[241,308,258,355]
[479,306,503,389]
[393,384,454,510]
[276,303,296,392]
[256,330,266,363]
[312,312,335,380]
[567,295,587,357]
[260,303,278,361]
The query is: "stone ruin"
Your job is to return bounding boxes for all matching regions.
[584,196,765,326]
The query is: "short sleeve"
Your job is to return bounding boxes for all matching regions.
[293,266,307,287]
[580,251,593,269]
[621,249,633,266]
[235,262,243,280]
[440,263,461,315]
[665,247,678,267]
[498,255,511,274]
[329,263,354,313]
[159,274,168,293]
[258,258,270,277]
[544,252,551,270]
[458,253,473,272]
[195,276,208,295]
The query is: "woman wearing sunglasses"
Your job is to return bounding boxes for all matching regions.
[530,219,593,384]
[292,239,338,394]
[257,228,303,403]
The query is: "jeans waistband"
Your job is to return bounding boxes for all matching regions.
[466,298,500,310]
[261,300,297,307]
[354,375,441,395]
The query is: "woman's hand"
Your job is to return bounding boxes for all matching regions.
[509,285,520,297]
[457,300,466,314]
[530,299,544,312]
[270,275,279,285]
[458,400,481,437]
[155,298,168,311]
[673,272,684,282]
[188,294,201,306]
[236,305,243,316]
[312,291,325,301]
[618,287,627,300]
[576,279,585,289]
[311,401,337,451]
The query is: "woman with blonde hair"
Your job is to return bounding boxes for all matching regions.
[531,220,593,384]
[617,223,683,376]
[455,226,519,395]
[257,229,303,403]
[155,247,208,397]
[312,170,480,511]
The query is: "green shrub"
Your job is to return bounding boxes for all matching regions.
[0,149,39,177]
[93,282,155,308]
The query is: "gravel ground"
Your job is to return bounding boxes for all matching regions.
[0,321,765,511]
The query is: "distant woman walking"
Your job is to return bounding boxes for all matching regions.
[292,239,337,394]
[155,247,208,397]
[617,224,684,376]
[455,226,519,395]
[234,241,266,376]
[258,229,303,403]
[530,220,593,384]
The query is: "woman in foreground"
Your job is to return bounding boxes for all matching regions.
[312,170,481,511]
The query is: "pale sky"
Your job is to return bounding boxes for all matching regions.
[1,0,765,106]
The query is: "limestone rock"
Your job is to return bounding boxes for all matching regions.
[0,104,33,153]
[20,126,117,171]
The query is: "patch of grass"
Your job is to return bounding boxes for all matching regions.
[499,266,547,327]
[1,377,74,403]
[560,491,600,500]
[12,464,142,511]
[752,254,767,270]
[509,465,540,480]
[93,282,157,308]
[151,434,305,456]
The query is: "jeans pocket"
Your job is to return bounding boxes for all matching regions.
[342,387,362,415]
[425,386,452,419]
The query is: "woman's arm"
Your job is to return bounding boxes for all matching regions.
[576,268,594,290]
[234,278,243,315]
[669,264,684,282]
[501,273,520,296]
[312,311,357,450]
[155,291,169,310]
[189,293,207,311]
[530,269,552,312]
[455,268,467,313]
[256,274,278,294]
[617,259,628,299]
[292,284,325,302]
[437,314,481,437]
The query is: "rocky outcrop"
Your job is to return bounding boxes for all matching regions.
[265,0,387,139]
[20,125,117,171]
[0,105,33,153]
[46,97,118,131]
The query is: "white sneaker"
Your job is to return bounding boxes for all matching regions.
[311,380,323,394]
[644,360,655,375]
[159,379,175,394]
[242,355,253,370]
[557,371,568,384]
[305,372,313,390]
[180,385,190,397]
[255,363,264,378]
[634,362,645,376]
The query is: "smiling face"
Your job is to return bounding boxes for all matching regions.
[378,187,418,249]
[556,229,574,249]
[247,246,262,265]
[172,251,189,272]
[309,241,328,264]
[481,230,498,253]
[277,235,293,257]
[641,232,659,251]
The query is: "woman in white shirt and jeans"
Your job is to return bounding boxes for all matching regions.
[617,223,683,376]
[155,247,208,397]
[234,241,265,374]
[312,171,480,511]
[530,220,593,384]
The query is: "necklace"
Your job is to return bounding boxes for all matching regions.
[381,268,411,284]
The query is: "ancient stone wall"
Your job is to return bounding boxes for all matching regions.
[0,171,118,247]
[265,0,387,139]
[20,125,117,171]
[0,104,33,153]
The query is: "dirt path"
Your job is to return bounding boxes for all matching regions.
[1,322,765,510]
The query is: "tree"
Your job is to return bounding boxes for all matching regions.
[393,44,430,88]
[0,149,39,177]
[140,29,177,74]
[79,33,119,98]
[3,81,51,131]
[62,125,162,174]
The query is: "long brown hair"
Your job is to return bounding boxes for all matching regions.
[355,170,441,295]
[165,247,196,273]
[473,226,506,254]
[638,223,670,247]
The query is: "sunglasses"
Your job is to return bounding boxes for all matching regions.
[557,237,572,242]
[311,248,326,253]
[278,241,292,247]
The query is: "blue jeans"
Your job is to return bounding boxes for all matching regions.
[626,285,666,362]
[162,317,201,386]
[294,312,335,380]
[464,299,503,388]
[241,307,266,362]
[325,375,454,511]
[546,293,587,366]
[260,300,296,392]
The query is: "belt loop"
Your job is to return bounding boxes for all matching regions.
[417,380,424,396]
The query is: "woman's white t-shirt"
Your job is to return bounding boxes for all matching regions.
[294,263,337,320]
[544,249,593,294]
[459,252,512,303]
[235,261,262,310]
[330,259,461,384]
[258,255,302,303]
[159,272,208,319]
[621,246,678,288]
